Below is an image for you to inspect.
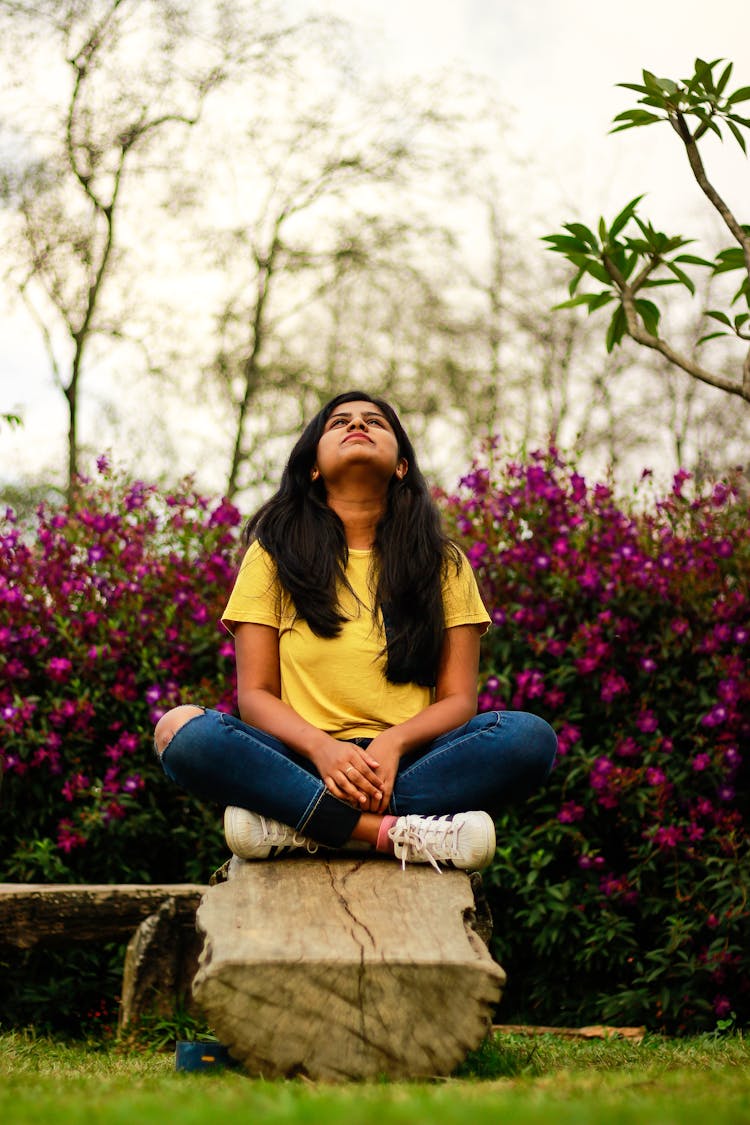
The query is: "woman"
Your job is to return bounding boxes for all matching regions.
[154,391,557,871]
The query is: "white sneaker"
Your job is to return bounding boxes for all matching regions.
[224,807,319,859]
[387,811,496,873]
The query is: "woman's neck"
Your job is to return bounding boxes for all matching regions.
[325,489,386,549]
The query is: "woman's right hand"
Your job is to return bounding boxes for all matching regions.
[309,736,383,809]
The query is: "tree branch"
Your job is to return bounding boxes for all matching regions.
[672,110,750,275]
[620,286,750,401]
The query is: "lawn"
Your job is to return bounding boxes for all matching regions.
[1,1031,749,1125]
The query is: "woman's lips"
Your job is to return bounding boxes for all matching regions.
[342,433,373,443]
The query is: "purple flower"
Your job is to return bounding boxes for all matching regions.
[635,709,658,733]
[653,825,683,850]
[713,996,732,1019]
[557,801,585,824]
[600,672,628,702]
[639,657,657,673]
[615,737,641,759]
[724,747,742,770]
[717,678,740,704]
[646,767,667,786]
[692,753,712,772]
[672,469,691,496]
[47,656,73,682]
[701,705,728,728]
[717,784,735,803]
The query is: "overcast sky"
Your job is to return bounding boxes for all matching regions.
[304,0,750,231]
[3,0,750,494]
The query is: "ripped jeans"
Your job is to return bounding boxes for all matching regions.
[159,708,557,848]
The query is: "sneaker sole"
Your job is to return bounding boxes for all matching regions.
[223,806,271,859]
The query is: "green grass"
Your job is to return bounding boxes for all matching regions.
[0,1031,749,1125]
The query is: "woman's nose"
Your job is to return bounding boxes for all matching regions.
[348,417,367,430]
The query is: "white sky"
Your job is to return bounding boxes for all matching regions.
[3,0,750,497]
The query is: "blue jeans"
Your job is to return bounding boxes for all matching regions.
[160,709,557,848]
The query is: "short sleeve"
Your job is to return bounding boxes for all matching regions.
[442,547,491,634]
[220,541,283,636]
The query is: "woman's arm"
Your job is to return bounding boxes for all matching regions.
[233,622,382,805]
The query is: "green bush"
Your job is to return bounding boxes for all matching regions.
[0,461,242,885]
[1,450,748,1034]
[441,448,749,1033]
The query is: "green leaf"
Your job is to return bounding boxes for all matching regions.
[553,294,598,310]
[568,266,585,296]
[665,262,696,294]
[588,291,615,312]
[674,253,714,268]
[735,312,749,328]
[697,330,729,344]
[726,119,748,154]
[705,309,732,327]
[605,304,627,352]
[564,222,599,248]
[634,298,661,336]
[727,85,750,105]
[713,247,745,273]
[565,254,611,285]
[716,61,733,96]
[731,277,750,305]
[611,109,662,129]
[543,234,592,253]
[609,196,644,239]
[616,81,654,96]
[641,69,664,93]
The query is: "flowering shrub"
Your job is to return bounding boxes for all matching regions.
[1,450,748,1034]
[441,449,749,1033]
[0,460,242,886]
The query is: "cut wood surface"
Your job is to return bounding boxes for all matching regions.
[193,855,505,1081]
[0,884,205,949]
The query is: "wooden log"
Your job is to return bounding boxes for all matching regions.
[0,884,205,949]
[192,855,506,1081]
[118,898,204,1033]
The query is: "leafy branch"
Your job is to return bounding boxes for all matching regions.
[544,58,750,402]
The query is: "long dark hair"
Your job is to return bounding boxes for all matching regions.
[243,390,460,686]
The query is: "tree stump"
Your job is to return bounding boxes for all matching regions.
[192,855,506,1081]
[118,897,204,1033]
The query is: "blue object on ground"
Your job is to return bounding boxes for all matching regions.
[175,1040,238,1071]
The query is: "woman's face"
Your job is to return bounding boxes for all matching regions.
[313,400,407,487]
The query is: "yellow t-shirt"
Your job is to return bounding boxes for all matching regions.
[221,541,490,739]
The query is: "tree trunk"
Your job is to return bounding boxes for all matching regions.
[192,855,505,1081]
[0,883,205,949]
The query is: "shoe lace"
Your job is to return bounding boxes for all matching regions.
[260,816,318,855]
[388,815,459,873]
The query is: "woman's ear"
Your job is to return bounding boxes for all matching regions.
[311,466,320,481]
[395,459,408,481]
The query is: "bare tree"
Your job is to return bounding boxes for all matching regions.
[191,53,481,497]
[0,0,291,498]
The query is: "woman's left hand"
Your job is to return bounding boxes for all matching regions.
[364,729,403,813]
